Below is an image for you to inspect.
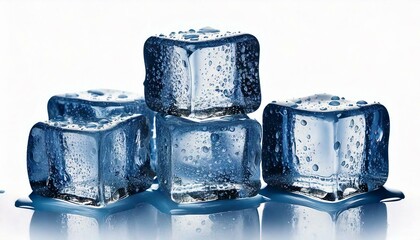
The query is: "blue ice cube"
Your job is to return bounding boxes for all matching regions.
[47,89,158,172]
[156,114,261,203]
[262,94,389,201]
[144,27,261,119]
[27,114,154,206]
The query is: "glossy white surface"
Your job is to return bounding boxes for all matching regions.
[1,0,419,239]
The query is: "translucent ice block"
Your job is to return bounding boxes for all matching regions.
[144,27,261,119]
[262,94,389,201]
[156,114,261,203]
[27,114,154,206]
[47,89,158,172]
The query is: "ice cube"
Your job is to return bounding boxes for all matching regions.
[156,114,261,203]
[262,94,389,201]
[47,89,158,173]
[144,27,261,119]
[27,114,154,206]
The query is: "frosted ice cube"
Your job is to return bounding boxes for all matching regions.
[27,114,153,206]
[144,27,261,119]
[262,94,389,201]
[156,114,261,203]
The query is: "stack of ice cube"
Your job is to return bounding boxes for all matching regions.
[143,27,262,203]
[27,89,155,206]
[262,94,389,201]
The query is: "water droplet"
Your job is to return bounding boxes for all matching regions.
[118,94,128,99]
[349,119,354,128]
[341,161,346,166]
[65,93,79,98]
[211,133,220,142]
[356,100,368,105]
[208,60,213,66]
[275,145,280,153]
[331,96,340,100]
[197,26,220,33]
[329,101,340,106]
[306,156,311,162]
[356,141,360,148]
[307,134,311,139]
[201,220,206,225]
[202,146,209,153]
[181,149,186,153]
[301,120,307,126]
[295,100,302,104]
[196,228,202,233]
[216,65,222,71]
[88,90,105,96]
[334,141,341,150]
[303,146,307,151]
[312,164,319,171]
[320,107,327,111]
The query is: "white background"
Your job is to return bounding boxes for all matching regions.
[0,0,419,239]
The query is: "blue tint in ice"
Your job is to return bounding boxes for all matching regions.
[263,94,390,201]
[47,89,158,174]
[156,114,261,203]
[143,28,261,119]
[27,114,154,206]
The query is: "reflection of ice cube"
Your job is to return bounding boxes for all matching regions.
[158,208,260,240]
[156,114,261,203]
[262,94,389,200]
[143,28,261,119]
[262,202,387,240]
[27,115,153,206]
[29,203,157,240]
[47,89,158,172]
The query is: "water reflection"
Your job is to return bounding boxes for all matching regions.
[157,207,260,240]
[16,186,403,240]
[30,202,157,240]
[19,189,260,240]
[262,202,387,240]
[260,186,404,240]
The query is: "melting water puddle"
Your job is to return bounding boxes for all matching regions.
[14,186,404,239]
[15,185,404,218]
[260,186,404,219]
